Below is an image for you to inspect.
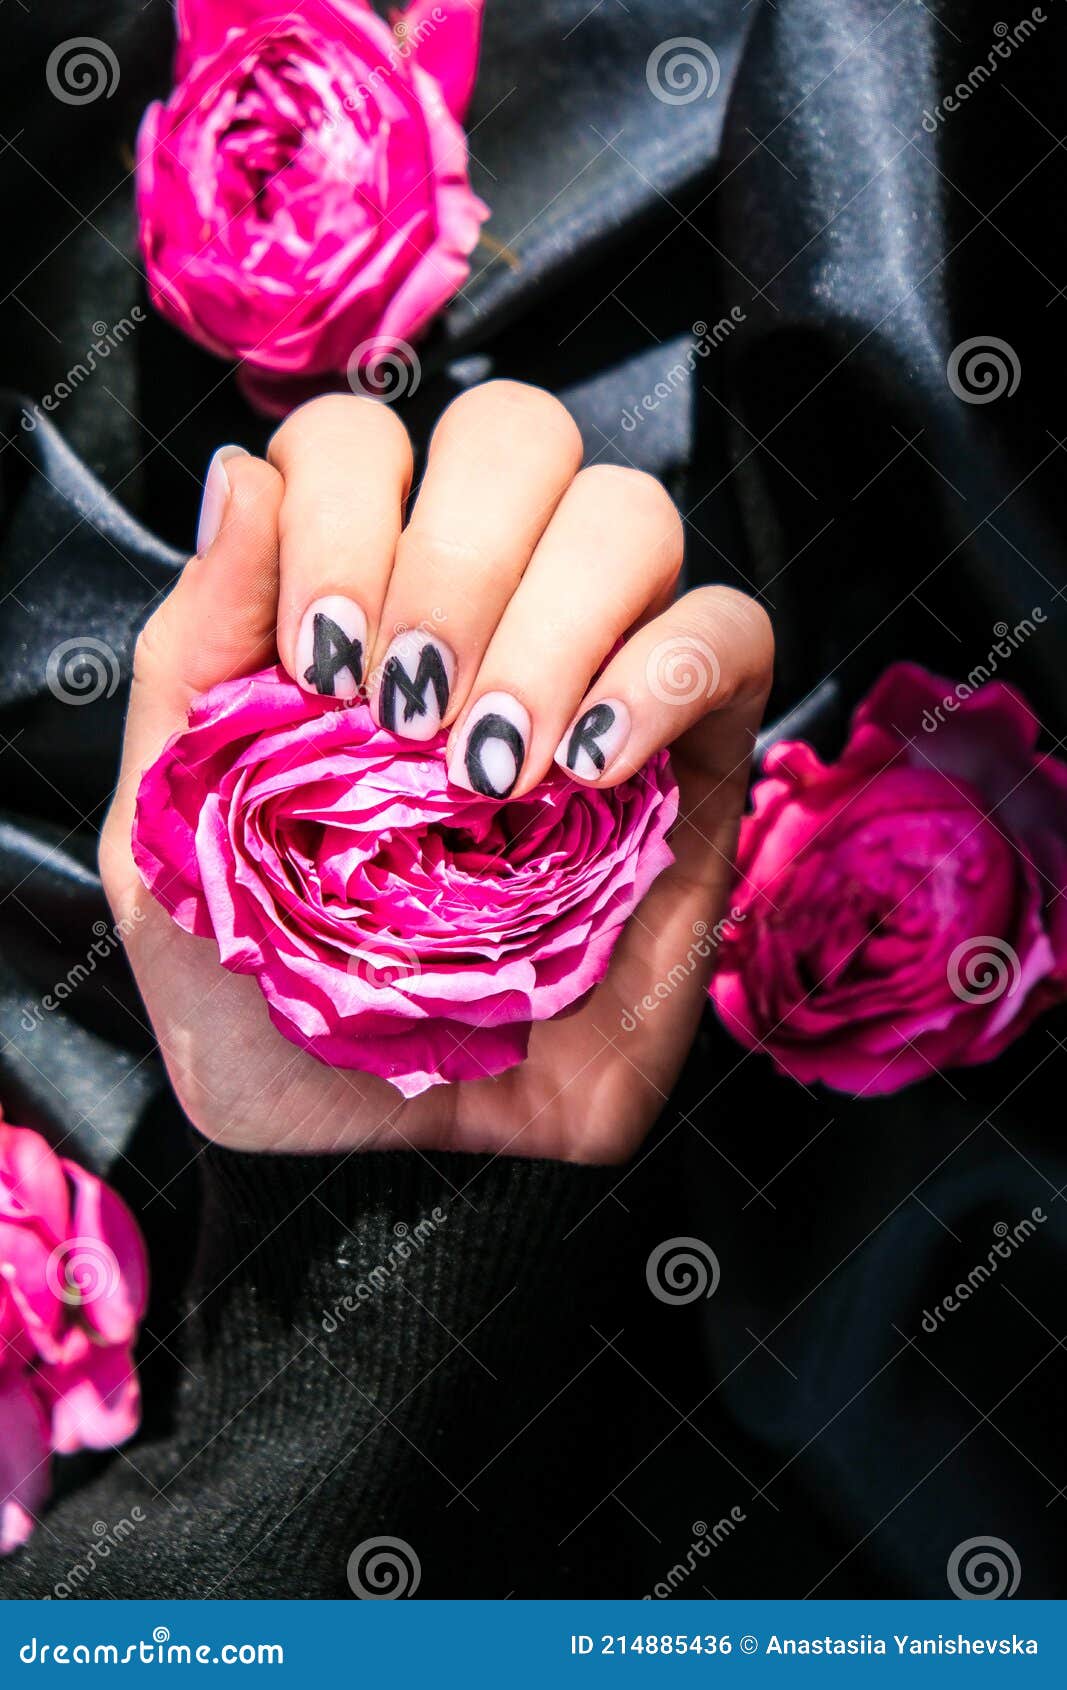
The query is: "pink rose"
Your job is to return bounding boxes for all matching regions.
[132,664,678,1099]
[0,1118,148,1554]
[710,662,1067,1095]
[136,0,488,414]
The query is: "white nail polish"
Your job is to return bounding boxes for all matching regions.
[296,595,367,698]
[196,445,247,556]
[554,699,631,780]
[449,693,530,798]
[374,633,455,740]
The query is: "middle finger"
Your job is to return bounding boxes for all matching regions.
[368,381,583,740]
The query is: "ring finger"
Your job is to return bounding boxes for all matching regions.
[446,465,684,798]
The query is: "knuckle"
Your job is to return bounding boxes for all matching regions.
[394,527,497,599]
[131,606,170,689]
[687,587,775,696]
[97,809,128,912]
[577,465,684,571]
[438,380,583,462]
[267,393,412,473]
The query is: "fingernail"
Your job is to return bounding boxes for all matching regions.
[196,445,247,556]
[555,699,631,780]
[296,595,367,698]
[449,693,530,798]
[374,632,455,740]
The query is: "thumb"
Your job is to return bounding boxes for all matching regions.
[100,447,283,906]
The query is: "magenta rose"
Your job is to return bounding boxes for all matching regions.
[710,662,1067,1095]
[132,665,678,1098]
[0,1117,148,1554]
[136,0,488,414]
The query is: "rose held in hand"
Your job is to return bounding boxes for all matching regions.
[136,0,488,414]
[711,663,1067,1094]
[133,665,678,1099]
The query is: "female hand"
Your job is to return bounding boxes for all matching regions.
[99,384,773,1164]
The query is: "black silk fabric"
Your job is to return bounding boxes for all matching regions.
[1,0,1066,1597]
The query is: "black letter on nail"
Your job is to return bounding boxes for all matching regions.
[465,713,525,798]
[565,702,615,773]
[304,614,363,695]
[380,644,450,730]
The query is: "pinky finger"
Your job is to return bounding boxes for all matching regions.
[553,585,774,790]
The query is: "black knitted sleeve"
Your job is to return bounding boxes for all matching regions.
[0,1140,629,1599]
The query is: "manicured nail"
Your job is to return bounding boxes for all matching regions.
[555,699,631,780]
[296,595,367,698]
[374,632,455,740]
[449,693,530,798]
[196,445,247,556]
